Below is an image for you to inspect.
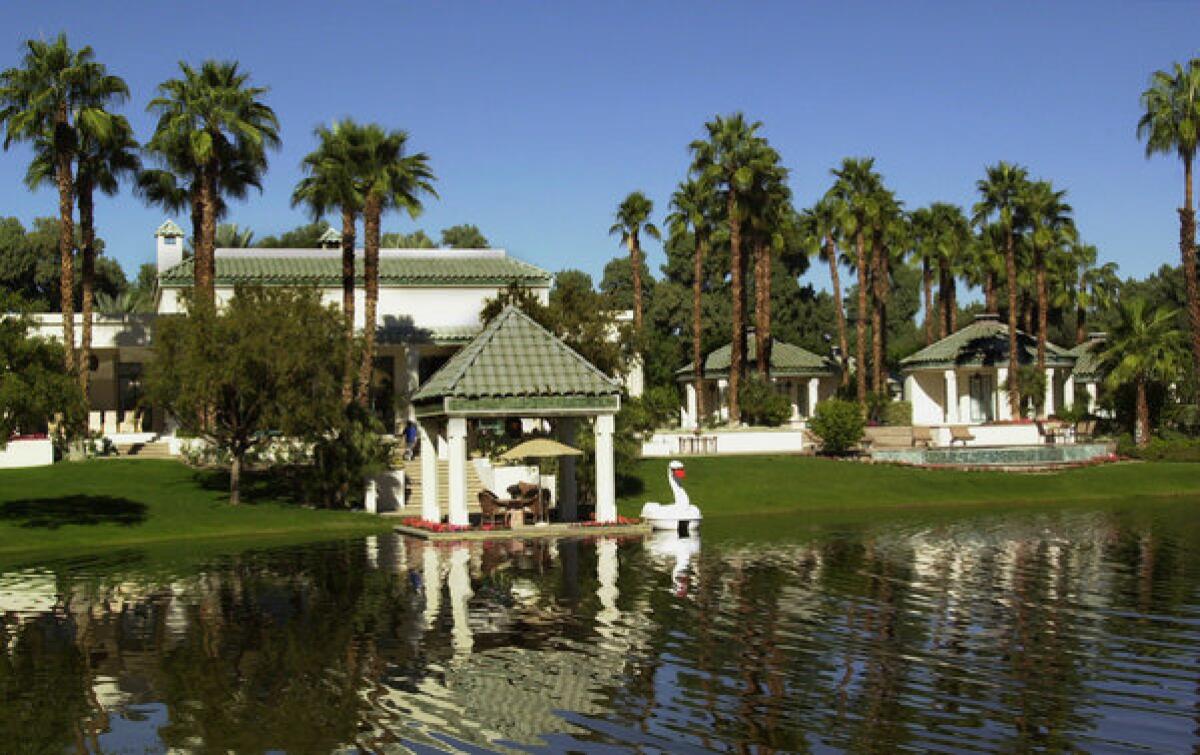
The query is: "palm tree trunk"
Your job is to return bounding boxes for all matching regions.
[826,235,850,386]
[693,235,706,425]
[1005,226,1021,417]
[1035,246,1048,371]
[1135,377,1150,447]
[949,277,958,331]
[938,261,951,338]
[357,196,382,408]
[870,237,886,393]
[78,182,96,408]
[755,240,772,379]
[196,163,218,309]
[728,194,744,424]
[1180,156,1200,396]
[984,271,997,314]
[55,141,76,372]
[630,234,643,334]
[340,206,357,404]
[922,257,934,345]
[854,231,869,403]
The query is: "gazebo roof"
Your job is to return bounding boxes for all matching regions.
[412,306,621,416]
[676,332,836,380]
[900,314,1075,371]
[1067,334,1107,381]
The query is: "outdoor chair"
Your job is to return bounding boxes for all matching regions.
[911,426,934,448]
[507,482,546,523]
[1075,419,1097,442]
[1037,420,1066,445]
[949,425,975,446]
[477,490,506,526]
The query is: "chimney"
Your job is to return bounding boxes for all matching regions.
[155,219,185,272]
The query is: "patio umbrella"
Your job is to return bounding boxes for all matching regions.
[499,438,582,522]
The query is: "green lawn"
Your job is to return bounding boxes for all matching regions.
[617,456,1200,518]
[0,459,389,558]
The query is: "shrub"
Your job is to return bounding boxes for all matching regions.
[865,391,890,424]
[809,399,866,455]
[1002,366,1046,418]
[883,400,912,427]
[738,375,792,427]
[308,404,395,508]
[1116,433,1200,462]
[622,386,680,434]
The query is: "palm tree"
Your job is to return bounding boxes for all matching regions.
[1101,298,1187,446]
[974,162,1031,417]
[0,34,127,371]
[743,160,791,378]
[214,223,255,247]
[805,195,851,384]
[929,203,970,336]
[1020,179,1075,372]
[689,113,772,423]
[666,179,714,424]
[1057,244,1119,344]
[830,157,884,402]
[94,289,152,315]
[909,207,939,345]
[353,124,436,407]
[293,119,366,401]
[1138,59,1200,393]
[146,60,279,309]
[872,196,907,391]
[608,191,661,335]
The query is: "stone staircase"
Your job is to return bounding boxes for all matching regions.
[399,458,484,517]
[863,426,915,450]
[115,439,174,459]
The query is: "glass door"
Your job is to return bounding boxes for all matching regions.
[969,374,995,423]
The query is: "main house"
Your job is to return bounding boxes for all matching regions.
[31,220,555,439]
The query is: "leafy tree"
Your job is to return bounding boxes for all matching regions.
[381,229,435,248]
[352,124,436,406]
[146,287,348,504]
[1138,58,1200,394]
[608,191,660,334]
[974,161,1032,417]
[146,60,280,308]
[0,296,84,445]
[214,223,255,247]
[1101,297,1188,446]
[256,220,331,249]
[0,34,128,370]
[439,223,489,248]
[0,216,123,310]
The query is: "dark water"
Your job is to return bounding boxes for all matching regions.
[3,501,1200,753]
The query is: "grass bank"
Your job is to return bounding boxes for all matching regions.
[617,456,1200,519]
[0,459,389,558]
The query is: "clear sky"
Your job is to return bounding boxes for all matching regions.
[1,1,1197,291]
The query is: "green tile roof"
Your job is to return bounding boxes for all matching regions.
[412,306,620,407]
[155,219,184,237]
[1067,337,1107,381]
[676,333,836,379]
[900,315,1075,371]
[158,254,551,287]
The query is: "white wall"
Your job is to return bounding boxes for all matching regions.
[907,372,946,425]
[0,439,54,468]
[642,429,808,457]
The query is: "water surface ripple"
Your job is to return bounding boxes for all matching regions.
[2,501,1199,752]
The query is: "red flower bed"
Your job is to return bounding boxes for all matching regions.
[9,433,48,441]
[575,515,641,527]
[399,517,481,533]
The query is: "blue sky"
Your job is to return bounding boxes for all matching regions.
[1,1,1197,291]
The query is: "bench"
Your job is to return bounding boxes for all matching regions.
[949,425,975,446]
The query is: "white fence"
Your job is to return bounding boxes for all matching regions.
[0,439,54,468]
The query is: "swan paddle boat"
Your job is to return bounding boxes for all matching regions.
[640,460,702,533]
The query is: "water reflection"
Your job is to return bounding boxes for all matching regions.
[2,502,1200,751]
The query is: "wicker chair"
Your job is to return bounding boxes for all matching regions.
[478,490,506,526]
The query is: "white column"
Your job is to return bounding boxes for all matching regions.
[691,381,700,429]
[996,367,1011,421]
[1043,368,1056,418]
[558,417,579,522]
[717,380,729,421]
[405,347,421,420]
[419,421,440,523]
[1064,376,1075,411]
[364,479,378,514]
[944,370,959,424]
[448,544,474,659]
[446,416,469,526]
[807,378,820,419]
[594,413,616,523]
[1085,382,1098,414]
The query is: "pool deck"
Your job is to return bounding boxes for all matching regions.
[394,521,653,541]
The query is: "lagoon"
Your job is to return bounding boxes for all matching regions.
[3,499,1200,752]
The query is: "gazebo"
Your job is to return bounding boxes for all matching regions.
[675,330,839,428]
[410,306,623,525]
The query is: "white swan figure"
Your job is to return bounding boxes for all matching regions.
[640,460,702,532]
